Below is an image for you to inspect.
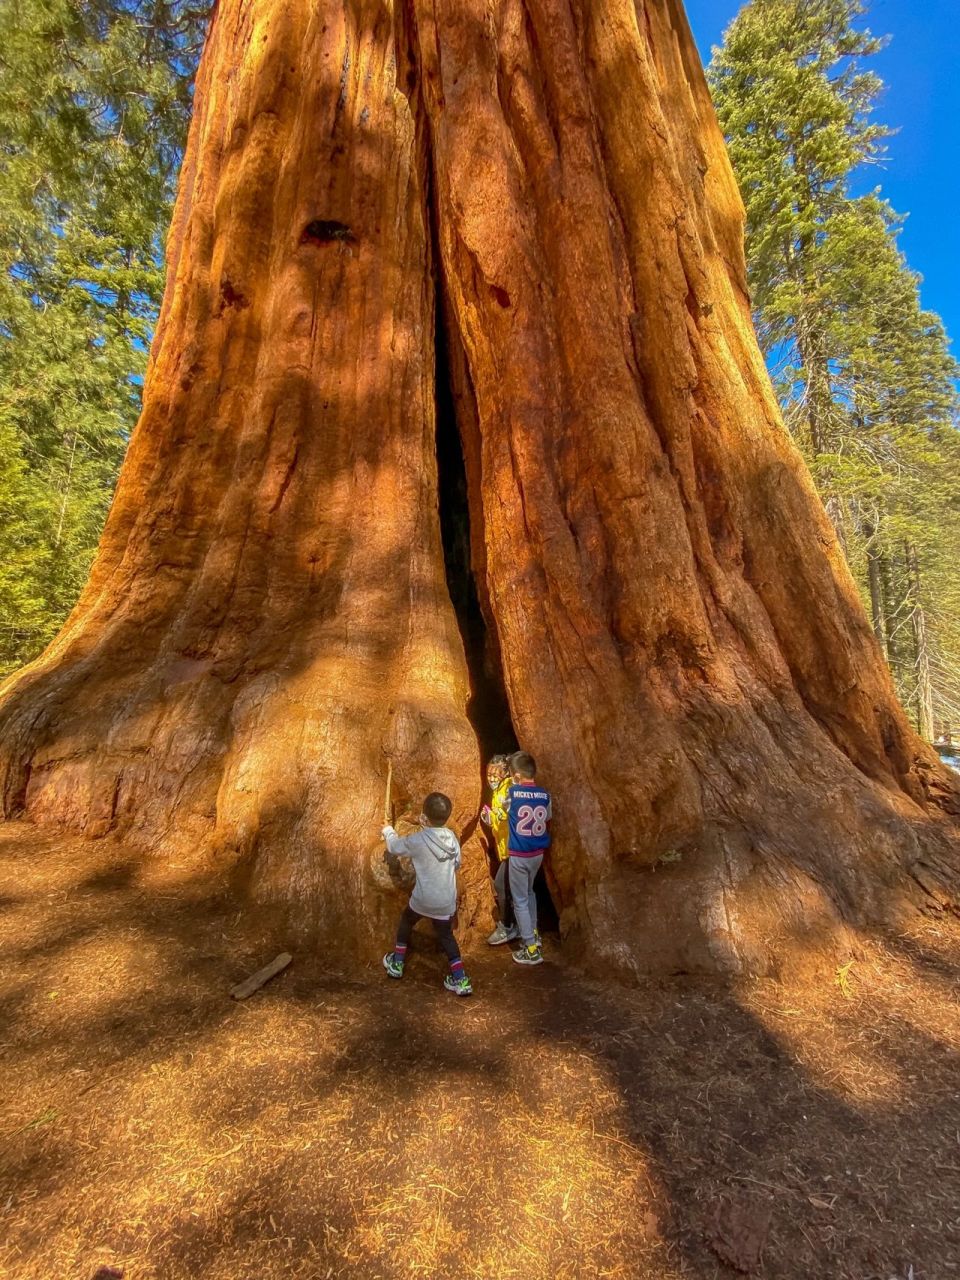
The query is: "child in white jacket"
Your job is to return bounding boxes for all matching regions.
[381,791,472,997]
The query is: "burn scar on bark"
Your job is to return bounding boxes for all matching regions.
[301,219,355,246]
[269,446,300,514]
[217,279,249,314]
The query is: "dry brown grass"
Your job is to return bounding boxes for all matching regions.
[1,822,958,1279]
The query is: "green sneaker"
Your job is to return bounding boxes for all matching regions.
[512,943,543,967]
[443,972,473,997]
[382,951,405,978]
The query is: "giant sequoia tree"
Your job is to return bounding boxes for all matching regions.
[0,0,957,974]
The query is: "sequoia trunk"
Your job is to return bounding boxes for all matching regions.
[0,0,489,946]
[0,0,956,974]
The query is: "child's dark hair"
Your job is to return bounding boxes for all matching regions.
[487,753,509,769]
[423,792,453,826]
[510,751,537,778]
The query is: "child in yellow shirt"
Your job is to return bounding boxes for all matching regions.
[480,754,517,945]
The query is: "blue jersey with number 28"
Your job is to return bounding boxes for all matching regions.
[506,784,552,856]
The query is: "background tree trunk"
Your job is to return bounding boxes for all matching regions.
[0,0,956,974]
[860,511,887,656]
[906,541,935,743]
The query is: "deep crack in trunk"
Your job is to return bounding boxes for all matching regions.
[433,274,561,934]
[434,294,516,764]
[430,202,560,934]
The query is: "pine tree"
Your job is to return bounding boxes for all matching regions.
[0,0,205,674]
[709,0,960,739]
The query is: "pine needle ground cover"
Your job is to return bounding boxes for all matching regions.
[1,824,958,1279]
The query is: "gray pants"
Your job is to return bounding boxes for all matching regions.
[493,860,513,925]
[508,854,543,945]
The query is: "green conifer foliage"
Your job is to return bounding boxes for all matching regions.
[710,0,960,739]
[0,0,205,674]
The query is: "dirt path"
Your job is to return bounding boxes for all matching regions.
[1,823,958,1279]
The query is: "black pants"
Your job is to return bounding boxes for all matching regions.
[396,906,461,963]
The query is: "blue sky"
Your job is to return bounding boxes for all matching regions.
[685,0,960,351]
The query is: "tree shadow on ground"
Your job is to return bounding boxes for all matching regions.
[518,964,960,1278]
[0,823,958,1280]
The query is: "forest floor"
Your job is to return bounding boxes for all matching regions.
[1,822,958,1280]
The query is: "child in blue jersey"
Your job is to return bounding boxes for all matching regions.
[504,751,552,966]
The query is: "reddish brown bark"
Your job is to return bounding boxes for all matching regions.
[0,0,957,973]
[0,0,488,946]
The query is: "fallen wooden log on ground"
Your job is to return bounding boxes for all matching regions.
[230,953,292,1000]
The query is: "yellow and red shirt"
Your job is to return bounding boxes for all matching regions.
[490,776,512,862]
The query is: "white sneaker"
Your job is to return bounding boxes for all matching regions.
[486,922,519,946]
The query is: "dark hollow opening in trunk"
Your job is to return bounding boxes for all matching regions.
[533,867,560,937]
[433,291,560,938]
[434,307,516,764]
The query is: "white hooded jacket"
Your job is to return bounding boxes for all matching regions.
[382,823,461,919]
